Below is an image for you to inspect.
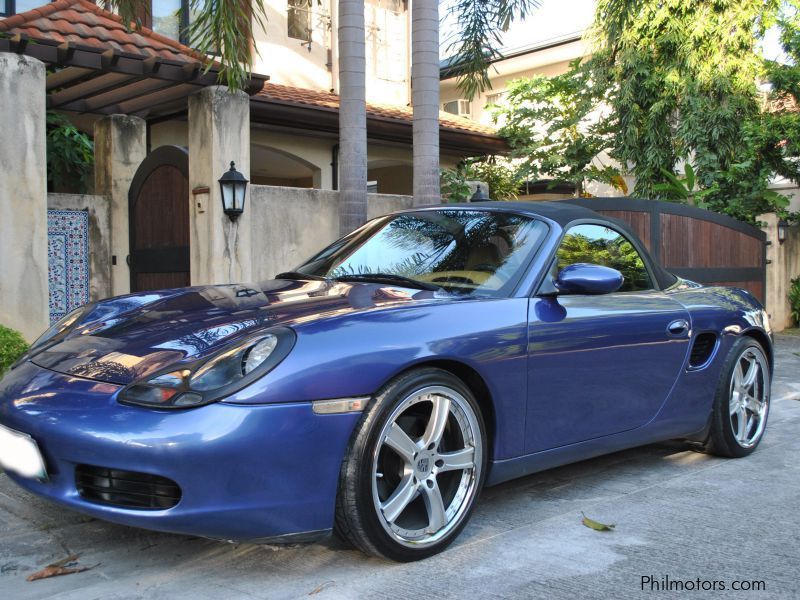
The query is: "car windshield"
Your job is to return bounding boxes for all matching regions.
[293,209,548,296]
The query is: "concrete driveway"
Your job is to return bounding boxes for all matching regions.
[2,334,799,599]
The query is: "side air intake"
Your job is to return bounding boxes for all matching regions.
[689,333,717,369]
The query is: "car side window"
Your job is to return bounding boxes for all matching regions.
[556,224,653,292]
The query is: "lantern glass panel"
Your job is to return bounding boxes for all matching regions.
[221,181,235,211]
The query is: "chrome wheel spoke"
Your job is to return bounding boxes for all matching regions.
[741,357,758,388]
[736,408,748,443]
[438,447,475,472]
[421,394,451,448]
[729,391,740,415]
[381,475,418,524]
[384,423,418,464]
[732,361,744,387]
[420,479,447,532]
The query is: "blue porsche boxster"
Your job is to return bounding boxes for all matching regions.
[0,202,772,561]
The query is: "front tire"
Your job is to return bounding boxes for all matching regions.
[704,337,770,458]
[335,368,487,561]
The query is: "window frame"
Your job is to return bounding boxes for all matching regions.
[287,0,313,43]
[2,0,55,17]
[540,219,660,295]
[147,0,191,46]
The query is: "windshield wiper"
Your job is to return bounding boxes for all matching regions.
[332,273,442,291]
[275,271,327,281]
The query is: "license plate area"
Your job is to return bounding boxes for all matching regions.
[0,424,48,481]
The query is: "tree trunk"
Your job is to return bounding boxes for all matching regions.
[412,0,440,205]
[338,0,368,236]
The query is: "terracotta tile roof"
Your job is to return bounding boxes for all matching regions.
[0,0,206,65]
[255,83,501,137]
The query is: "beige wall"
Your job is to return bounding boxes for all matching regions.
[0,54,49,341]
[249,185,416,280]
[761,213,800,331]
[251,0,409,106]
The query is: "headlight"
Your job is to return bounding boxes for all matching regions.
[11,304,93,371]
[119,328,296,409]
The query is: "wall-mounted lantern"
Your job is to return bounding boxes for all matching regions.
[218,161,248,221]
[777,218,788,244]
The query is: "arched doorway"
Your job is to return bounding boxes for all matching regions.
[128,146,190,292]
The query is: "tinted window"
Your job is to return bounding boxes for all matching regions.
[556,224,652,292]
[297,210,548,296]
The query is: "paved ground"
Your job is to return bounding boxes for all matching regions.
[2,334,799,599]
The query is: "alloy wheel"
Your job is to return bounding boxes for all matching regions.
[728,346,769,449]
[371,385,482,547]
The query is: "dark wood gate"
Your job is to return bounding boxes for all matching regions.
[128,146,190,292]
[564,198,767,302]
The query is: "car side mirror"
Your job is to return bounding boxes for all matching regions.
[555,263,624,295]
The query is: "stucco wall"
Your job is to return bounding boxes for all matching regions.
[0,54,49,342]
[249,185,416,280]
[47,194,112,302]
[761,213,800,331]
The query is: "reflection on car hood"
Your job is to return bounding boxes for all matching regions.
[30,279,448,385]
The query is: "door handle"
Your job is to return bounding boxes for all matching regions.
[667,319,689,336]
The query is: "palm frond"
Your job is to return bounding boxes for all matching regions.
[108,0,268,92]
[445,0,541,100]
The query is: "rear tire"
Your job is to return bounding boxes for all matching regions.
[704,337,770,458]
[334,368,487,561]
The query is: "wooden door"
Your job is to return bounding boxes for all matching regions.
[128,146,190,292]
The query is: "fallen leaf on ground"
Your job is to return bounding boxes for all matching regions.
[309,581,335,595]
[581,512,616,532]
[26,555,95,582]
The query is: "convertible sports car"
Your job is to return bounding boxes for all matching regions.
[0,202,771,561]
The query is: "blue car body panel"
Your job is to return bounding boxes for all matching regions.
[0,202,772,541]
[0,361,360,540]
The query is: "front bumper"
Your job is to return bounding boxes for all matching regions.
[0,361,362,541]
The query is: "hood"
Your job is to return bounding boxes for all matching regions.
[29,279,447,386]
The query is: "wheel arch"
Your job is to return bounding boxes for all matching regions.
[741,328,773,373]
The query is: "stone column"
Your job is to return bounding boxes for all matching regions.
[188,86,252,285]
[0,54,49,342]
[93,114,146,297]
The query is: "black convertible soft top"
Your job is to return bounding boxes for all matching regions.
[455,200,600,226]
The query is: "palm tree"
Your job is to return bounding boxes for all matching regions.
[337,0,368,235]
[412,0,441,206]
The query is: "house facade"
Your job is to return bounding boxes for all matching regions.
[0,0,506,341]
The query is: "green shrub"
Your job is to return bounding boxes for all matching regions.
[0,325,28,376]
[790,277,800,328]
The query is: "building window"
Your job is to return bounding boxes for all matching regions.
[485,91,507,107]
[288,0,312,42]
[2,0,53,16]
[442,99,472,119]
[151,0,184,41]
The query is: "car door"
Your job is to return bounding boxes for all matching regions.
[525,222,691,453]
